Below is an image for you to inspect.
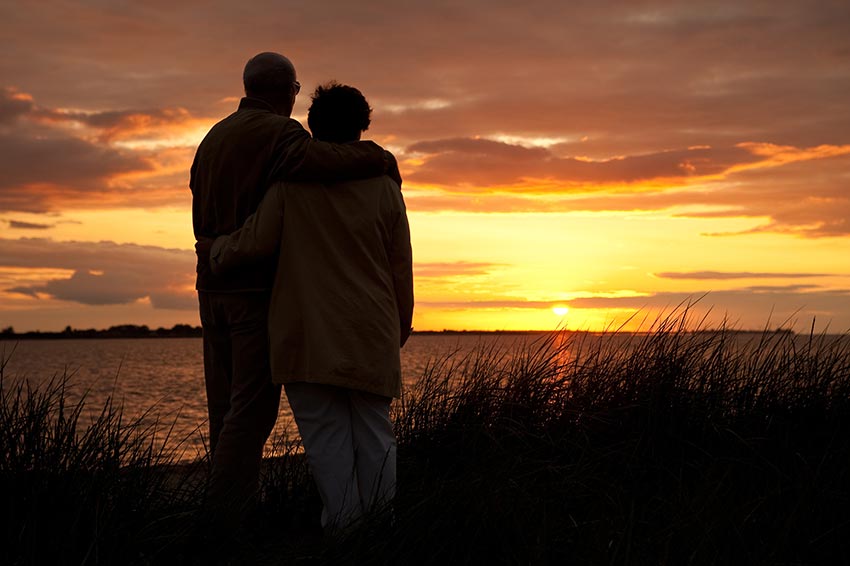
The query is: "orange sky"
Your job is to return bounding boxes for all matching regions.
[1,1,849,332]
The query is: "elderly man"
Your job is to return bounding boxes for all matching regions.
[208,82,413,533]
[191,53,399,524]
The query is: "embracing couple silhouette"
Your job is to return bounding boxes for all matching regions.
[191,52,413,539]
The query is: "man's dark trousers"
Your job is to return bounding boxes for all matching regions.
[199,290,281,518]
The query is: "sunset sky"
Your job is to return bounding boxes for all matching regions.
[1,1,848,332]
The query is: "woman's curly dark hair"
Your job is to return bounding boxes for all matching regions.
[307,82,372,143]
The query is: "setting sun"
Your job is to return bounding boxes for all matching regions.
[553,307,569,317]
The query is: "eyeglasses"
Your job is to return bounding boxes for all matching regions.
[292,80,301,95]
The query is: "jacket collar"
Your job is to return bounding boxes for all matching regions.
[238,97,278,113]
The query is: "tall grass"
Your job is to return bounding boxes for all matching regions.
[328,311,850,565]
[0,349,204,566]
[3,309,850,565]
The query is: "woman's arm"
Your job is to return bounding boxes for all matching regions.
[209,183,285,274]
[388,188,414,347]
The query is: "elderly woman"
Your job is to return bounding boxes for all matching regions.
[208,82,413,532]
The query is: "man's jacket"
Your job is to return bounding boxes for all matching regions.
[190,97,389,292]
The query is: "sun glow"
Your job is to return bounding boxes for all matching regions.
[552,306,569,316]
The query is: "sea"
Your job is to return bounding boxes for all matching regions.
[0,333,551,460]
[3,331,847,461]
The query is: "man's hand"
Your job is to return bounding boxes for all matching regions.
[385,151,402,188]
[195,237,214,261]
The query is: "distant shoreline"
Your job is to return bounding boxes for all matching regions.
[0,325,802,340]
[0,324,203,340]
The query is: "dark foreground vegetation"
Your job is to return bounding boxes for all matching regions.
[2,311,849,565]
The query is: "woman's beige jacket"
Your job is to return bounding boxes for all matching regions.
[210,175,413,398]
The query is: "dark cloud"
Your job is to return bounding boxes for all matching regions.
[655,271,833,280]
[0,88,33,123]
[419,300,555,310]
[406,138,757,186]
[7,286,39,298]
[404,191,565,213]
[567,288,850,329]
[74,108,191,129]
[744,284,822,293]
[403,149,847,236]
[0,132,149,189]
[415,261,504,278]
[0,238,196,310]
[33,105,198,142]
[8,220,53,229]
[0,88,194,212]
[694,151,850,237]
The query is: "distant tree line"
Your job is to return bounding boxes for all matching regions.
[0,324,202,340]
[0,325,796,340]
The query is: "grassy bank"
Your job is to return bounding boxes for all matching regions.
[2,311,849,565]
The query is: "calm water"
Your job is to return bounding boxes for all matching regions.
[0,334,548,460]
[4,332,846,460]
